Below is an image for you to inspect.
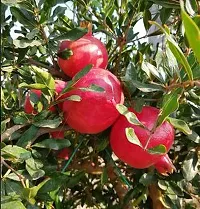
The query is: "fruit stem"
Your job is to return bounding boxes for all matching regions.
[80,21,93,35]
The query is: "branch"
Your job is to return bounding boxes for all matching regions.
[28,58,70,80]
[1,157,26,188]
[1,124,28,142]
[165,80,200,91]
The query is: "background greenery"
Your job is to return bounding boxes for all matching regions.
[1,0,200,208]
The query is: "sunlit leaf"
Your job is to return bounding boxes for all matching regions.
[125,127,142,147]
[147,144,167,155]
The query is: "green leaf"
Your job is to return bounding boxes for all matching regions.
[150,21,193,80]
[67,95,82,102]
[6,170,25,181]
[17,125,39,148]
[32,66,55,97]
[52,27,87,41]
[1,118,10,134]
[182,150,199,181]
[167,117,192,135]
[181,0,200,63]
[19,83,47,90]
[125,127,143,148]
[187,131,200,144]
[2,201,26,209]
[13,39,42,48]
[32,138,71,150]
[22,179,49,204]
[157,88,182,126]
[116,104,144,127]
[1,145,31,162]
[33,117,62,128]
[132,80,164,92]
[25,158,45,180]
[139,173,156,186]
[147,144,167,155]
[61,64,92,94]
[79,84,105,92]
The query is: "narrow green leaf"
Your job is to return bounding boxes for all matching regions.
[139,173,156,186]
[33,138,71,150]
[132,80,164,92]
[17,125,39,148]
[187,131,200,144]
[157,88,182,126]
[116,104,144,127]
[125,127,142,148]
[61,64,92,94]
[167,117,192,135]
[67,95,82,102]
[79,84,105,92]
[52,27,87,41]
[57,48,73,60]
[149,21,193,80]
[181,0,200,63]
[13,39,42,48]
[182,150,199,181]
[32,66,55,97]
[1,145,31,161]
[33,117,62,128]
[72,64,93,83]
[147,144,167,155]
[19,83,47,90]
[1,118,10,134]
[116,104,128,115]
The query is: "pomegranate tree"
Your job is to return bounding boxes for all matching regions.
[62,67,124,134]
[110,106,174,169]
[57,31,108,77]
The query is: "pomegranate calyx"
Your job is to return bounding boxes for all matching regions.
[57,48,73,60]
[154,154,176,176]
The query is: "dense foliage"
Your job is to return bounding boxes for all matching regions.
[1,0,200,209]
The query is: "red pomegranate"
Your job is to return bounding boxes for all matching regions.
[24,89,42,114]
[154,154,176,176]
[57,148,71,160]
[24,80,67,114]
[110,106,174,169]
[62,67,124,134]
[57,31,108,78]
[50,131,65,139]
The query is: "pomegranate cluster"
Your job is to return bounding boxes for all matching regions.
[24,28,175,175]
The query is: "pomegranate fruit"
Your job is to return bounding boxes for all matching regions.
[57,148,71,160]
[154,154,176,176]
[62,67,124,134]
[50,131,65,139]
[110,106,174,169]
[24,80,67,114]
[24,89,42,114]
[57,32,108,77]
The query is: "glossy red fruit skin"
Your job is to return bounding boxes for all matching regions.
[57,148,71,160]
[154,154,176,176]
[50,131,65,139]
[58,34,108,78]
[24,89,42,114]
[62,68,124,134]
[53,80,67,111]
[110,106,174,169]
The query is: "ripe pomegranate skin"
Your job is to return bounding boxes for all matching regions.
[110,106,174,169]
[24,89,42,114]
[57,148,71,160]
[50,131,65,139]
[154,154,176,176]
[62,67,124,134]
[57,33,108,77]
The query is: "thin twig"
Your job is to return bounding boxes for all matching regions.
[1,124,28,142]
[1,157,26,188]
